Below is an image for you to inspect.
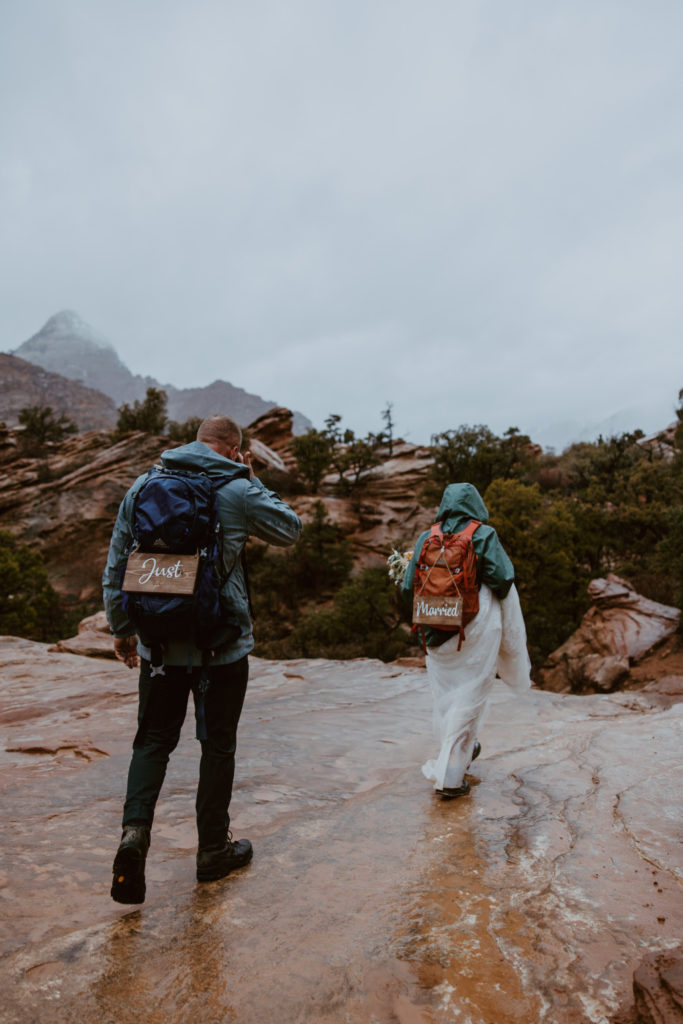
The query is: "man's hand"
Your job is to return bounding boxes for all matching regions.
[236,449,255,479]
[114,635,139,669]
[242,450,255,479]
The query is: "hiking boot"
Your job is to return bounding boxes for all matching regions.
[196,837,253,882]
[435,779,471,801]
[111,824,150,904]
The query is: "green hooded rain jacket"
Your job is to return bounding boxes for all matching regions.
[401,482,515,647]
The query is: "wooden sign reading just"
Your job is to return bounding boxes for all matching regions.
[122,551,199,595]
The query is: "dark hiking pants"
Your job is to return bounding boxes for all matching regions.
[122,656,249,850]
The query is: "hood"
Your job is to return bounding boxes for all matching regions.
[437,483,489,528]
[159,441,250,483]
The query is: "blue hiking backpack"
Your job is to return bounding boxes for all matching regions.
[120,466,244,654]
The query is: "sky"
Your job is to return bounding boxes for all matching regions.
[1,0,682,449]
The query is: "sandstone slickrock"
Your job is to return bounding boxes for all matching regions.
[538,574,681,694]
[1,636,681,1023]
[632,945,683,1023]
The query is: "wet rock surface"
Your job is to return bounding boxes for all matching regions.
[1,636,682,1024]
[632,945,683,1023]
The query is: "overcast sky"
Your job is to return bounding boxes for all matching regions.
[2,0,682,447]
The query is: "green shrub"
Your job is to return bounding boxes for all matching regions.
[18,405,77,455]
[115,387,168,436]
[249,502,354,653]
[289,567,414,661]
[292,429,333,493]
[0,531,62,640]
[249,502,413,661]
[257,567,414,662]
[167,416,202,444]
[484,479,591,665]
[424,424,535,503]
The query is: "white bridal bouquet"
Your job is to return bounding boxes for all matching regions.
[386,548,413,586]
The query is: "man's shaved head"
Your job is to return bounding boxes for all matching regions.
[197,415,242,449]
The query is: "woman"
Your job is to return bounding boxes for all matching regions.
[402,482,531,798]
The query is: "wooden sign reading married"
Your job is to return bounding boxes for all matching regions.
[123,552,199,595]
[412,594,463,628]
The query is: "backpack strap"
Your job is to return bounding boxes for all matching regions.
[461,519,482,589]
[435,519,481,538]
[459,519,481,539]
[211,472,255,621]
[240,548,254,620]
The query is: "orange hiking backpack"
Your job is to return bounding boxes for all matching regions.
[412,520,481,650]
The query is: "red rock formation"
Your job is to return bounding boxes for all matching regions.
[247,406,298,470]
[52,610,114,658]
[0,422,297,601]
[0,430,174,601]
[537,574,681,693]
[335,439,433,502]
[291,439,435,569]
[0,421,436,603]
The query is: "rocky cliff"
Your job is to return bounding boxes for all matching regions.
[2,412,680,701]
[0,429,178,601]
[1,636,680,1023]
[0,352,118,431]
[0,411,430,603]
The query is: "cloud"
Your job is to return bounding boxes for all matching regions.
[1,0,682,444]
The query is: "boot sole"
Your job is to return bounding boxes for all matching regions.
[196,848,253,882]
[111,846,146,904]
[435,780,471,800]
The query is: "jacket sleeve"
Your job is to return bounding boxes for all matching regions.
[399,529,429,613]
[474,526,515,598]
[244,478,302,546]
[400,552,417,598]
[101,491,137,637]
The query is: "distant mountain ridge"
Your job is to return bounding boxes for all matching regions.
[530,401,679,453]
[10,311,311,432]
[0,352,118,431]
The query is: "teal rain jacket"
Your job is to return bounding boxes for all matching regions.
[102,440,302,665]
[401,482,515,647]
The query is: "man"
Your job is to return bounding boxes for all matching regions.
[401,482,531,799]
[102,414,302,903]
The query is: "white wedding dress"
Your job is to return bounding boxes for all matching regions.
[421,583,531,790]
